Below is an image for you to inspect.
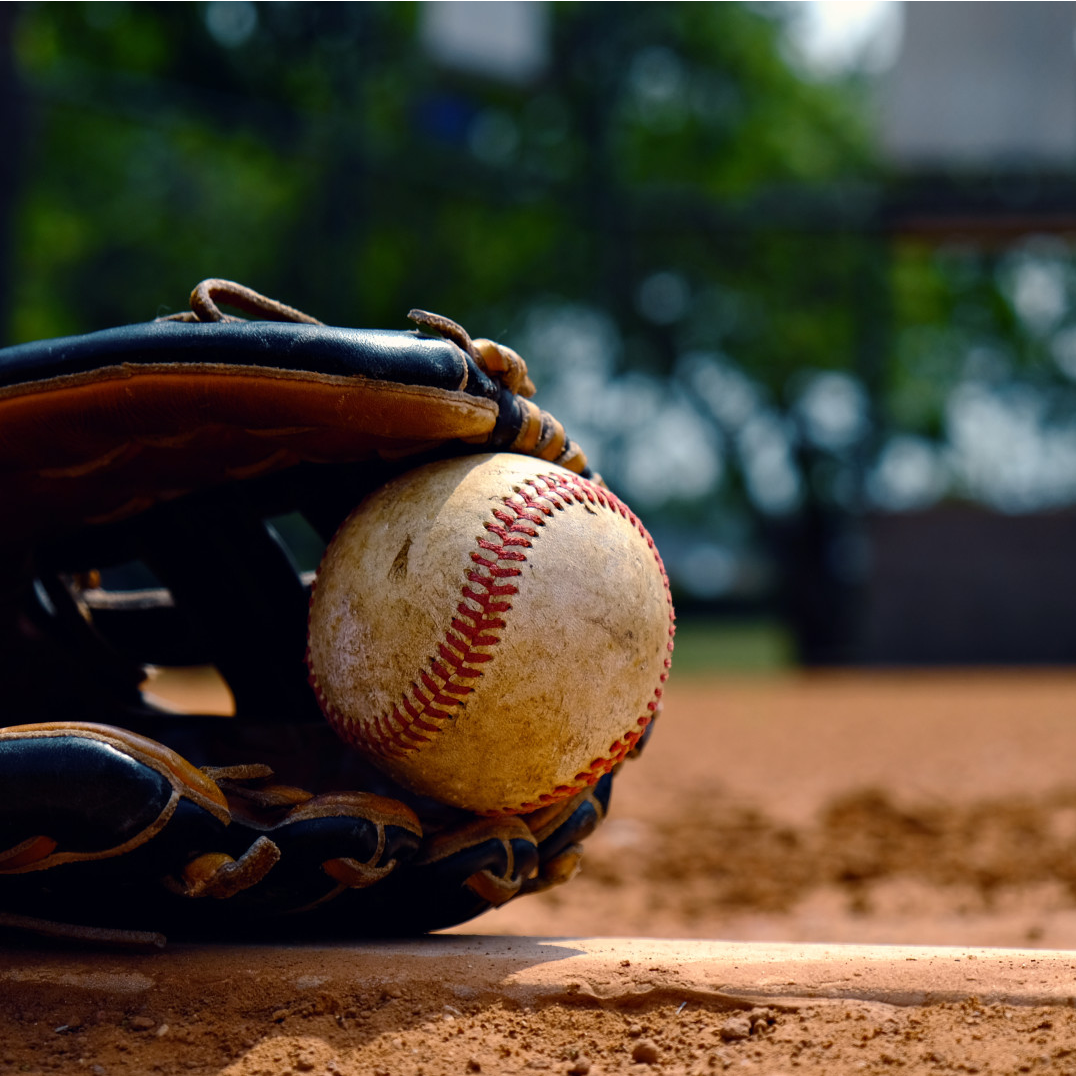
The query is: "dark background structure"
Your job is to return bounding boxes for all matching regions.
[5,1,1076,666]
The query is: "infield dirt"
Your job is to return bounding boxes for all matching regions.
[472,671,1076,949]
[7,670,1076,1074]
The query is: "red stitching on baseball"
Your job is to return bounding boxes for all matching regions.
[314,469,677,813]
[307,465,676,813]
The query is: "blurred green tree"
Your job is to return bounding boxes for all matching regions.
[16,2,1071,659]
[0,1,886,657]
[6,2,875,462]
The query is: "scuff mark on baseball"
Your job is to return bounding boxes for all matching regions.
[306,452,675,815]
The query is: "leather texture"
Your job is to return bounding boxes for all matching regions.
[0,285,637,945]
[0,321,495,393]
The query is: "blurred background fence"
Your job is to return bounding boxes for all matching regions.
[5,1,1076,667]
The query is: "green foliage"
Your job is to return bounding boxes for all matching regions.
[10,1,875,342]
[4,1,912,599]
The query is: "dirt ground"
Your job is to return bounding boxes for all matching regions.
[471,671,1076,950]
[8,670,1076,1074]
[10,987,1076,1076]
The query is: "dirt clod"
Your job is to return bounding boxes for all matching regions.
[631,1039,661,1064]
[719,1015,753,1042]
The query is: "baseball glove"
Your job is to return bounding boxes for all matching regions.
[0,279,657,947]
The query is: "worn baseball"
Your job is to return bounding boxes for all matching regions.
[306,452,674,815]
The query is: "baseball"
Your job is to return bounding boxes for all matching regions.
[306,452,675,815]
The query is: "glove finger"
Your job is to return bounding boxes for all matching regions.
[519,771,614,896]
[202,792,423,920]
[0,722,232,933]
[341,816,540,936]
[269,792,422,882]
[528,770,613,862]
[0,721,229,871]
